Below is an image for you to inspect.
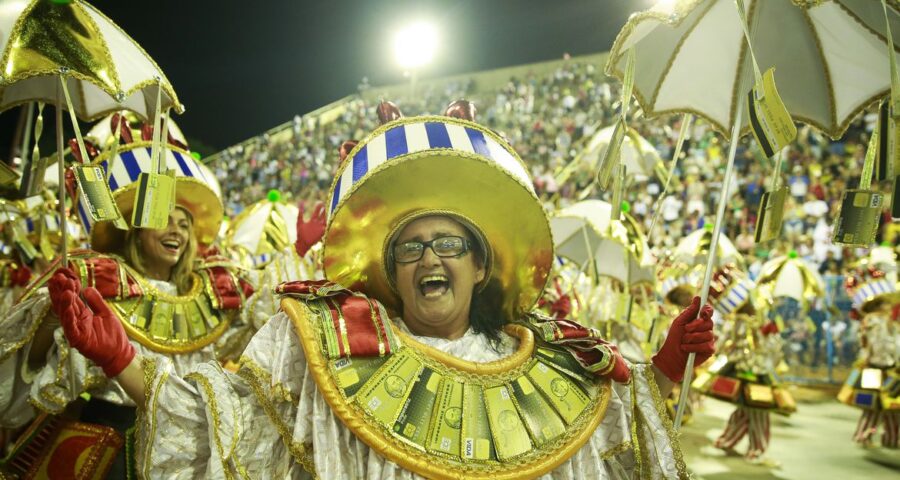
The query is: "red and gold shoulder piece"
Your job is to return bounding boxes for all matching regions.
[20,250,141,302]
[521,312,619,379]
[277,280,401,358]
[196,258,254,310]
[0,259,29,288]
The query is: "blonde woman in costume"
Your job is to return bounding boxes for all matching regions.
[0,116,324,478]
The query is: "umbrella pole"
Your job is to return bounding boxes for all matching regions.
[56,81,67,268]
[18,103,35,165]
[673,100,745,430]
[647,114,693,241]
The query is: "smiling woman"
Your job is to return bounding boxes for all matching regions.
[0,115,287,478]
[122,207,196,293]
[390,215,486,341]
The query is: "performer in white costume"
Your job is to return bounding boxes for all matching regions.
[839,248,900,449]
[46,102,714,479]
[0,115,324,478]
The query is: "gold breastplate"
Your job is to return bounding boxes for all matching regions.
[108,269,231,354]
[283,297,611,479]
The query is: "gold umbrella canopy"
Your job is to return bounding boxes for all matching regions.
[581,125,667,182]
[755,252,826,311]
[672,226,744,271]
[0,0,182,120]
[550,199,655,286]
[223,192,299,269]
[606,0,900,138]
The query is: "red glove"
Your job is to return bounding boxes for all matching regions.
[48,268,135,378]
[651,296,716,382]
[48,267,81,319]
[10,264,32,287]
[760,321,779,336]
[295,201,326,257]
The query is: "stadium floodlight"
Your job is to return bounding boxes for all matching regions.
[653,0,679,14]
[393,21,438,69]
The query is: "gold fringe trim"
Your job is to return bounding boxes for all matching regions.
[0,297,50,363]
[641,366,689,479]
[185,371,236,480]
[235,363,317,478]
[600,441,633,460]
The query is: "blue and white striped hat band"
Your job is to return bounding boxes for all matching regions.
[323,115,552,319]
[660,274,695,298]
[712,277,755,316]
[80,142,224,253]
[328,117,531,219]
[852,279,896,311]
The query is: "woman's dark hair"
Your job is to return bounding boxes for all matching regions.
[468,277,506,351]
[461,227,505,350]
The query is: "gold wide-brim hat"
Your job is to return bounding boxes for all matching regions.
[324,115,553,319]
[846,247,900,313]
[224,193,298,268]
[80,142,223,253]
[657,262,701,306]
[706,263,755,317]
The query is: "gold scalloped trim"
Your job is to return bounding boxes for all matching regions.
[235,362,318,478]
[283,297,612,479]
[185,371,236,480]
[141,358,168,480]
[32,330,108,414]
[238,355,297,404]
[642,366,689,479]
[600,440,633,460]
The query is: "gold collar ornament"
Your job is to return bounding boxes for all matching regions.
[23,251,247,354]
[282,296,611,480]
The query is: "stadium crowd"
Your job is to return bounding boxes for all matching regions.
[209,60,888,381]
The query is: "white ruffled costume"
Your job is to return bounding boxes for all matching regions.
[0,247,317,432]
[135,310,688,479]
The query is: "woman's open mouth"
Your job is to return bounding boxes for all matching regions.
[160,239,182,254]
[419,274,450,298]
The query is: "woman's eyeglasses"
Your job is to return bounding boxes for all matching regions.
[392,236,471,263]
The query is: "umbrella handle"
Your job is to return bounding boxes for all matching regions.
[647,114,692,239]
[673,90,746,431]
[56,78,67,269]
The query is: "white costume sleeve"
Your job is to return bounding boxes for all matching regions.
[0,288,222,428]
[242,246,323,331]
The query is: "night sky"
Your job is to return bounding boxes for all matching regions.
[1,0,648,155]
